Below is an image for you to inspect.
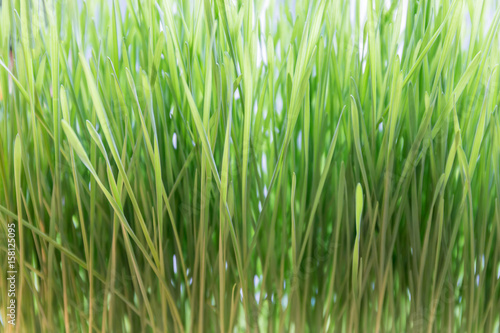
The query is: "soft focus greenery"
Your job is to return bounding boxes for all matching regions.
[1,0,500,331]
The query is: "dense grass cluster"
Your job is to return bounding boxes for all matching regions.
[1,0,500,331]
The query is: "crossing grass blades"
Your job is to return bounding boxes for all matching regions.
[1,0,500,331]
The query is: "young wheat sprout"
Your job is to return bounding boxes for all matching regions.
[1,0,500,331]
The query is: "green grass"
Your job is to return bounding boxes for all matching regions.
[1,0,500,331]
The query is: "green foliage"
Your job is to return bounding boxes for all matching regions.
[1,0,500,332]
